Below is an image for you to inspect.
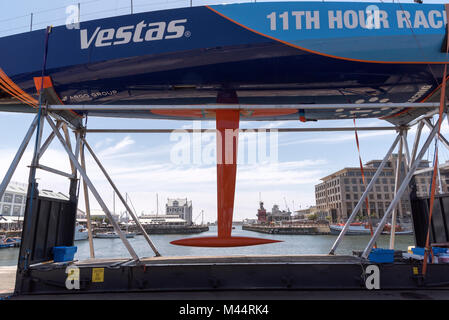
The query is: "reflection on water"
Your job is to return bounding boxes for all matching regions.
[0,226,415,266]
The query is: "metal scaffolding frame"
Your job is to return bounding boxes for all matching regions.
[361,117,443,258]
[329,134,401,255]
[330,113,448,257]
[0,102,448,265]
[0,110,161,263]
[389,129,404,249]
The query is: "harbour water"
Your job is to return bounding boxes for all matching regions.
[0,226,414,266]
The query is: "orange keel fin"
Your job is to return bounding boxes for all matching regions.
[171,236,282,247]
[216,109,240,238]
[171,94,282,247]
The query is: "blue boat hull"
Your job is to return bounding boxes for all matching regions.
[0,2,448,124]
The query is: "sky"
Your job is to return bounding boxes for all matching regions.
[0,0,448,223]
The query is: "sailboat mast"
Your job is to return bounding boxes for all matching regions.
[125,193,129,233]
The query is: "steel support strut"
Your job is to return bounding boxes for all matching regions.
[329,134,401,255]
[84,127,397,133]
[82,138,161,257]
[46,115,139,260]
[79,136,95,259]
[390,130,404,249]
[361,117,443,259]
[423,118,449,153]
[411,121,424,164]
[402,131,411,170]
[26,109,45,192]
[0,114,39,200]
[37,120,62,160]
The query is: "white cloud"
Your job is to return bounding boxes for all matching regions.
[94,137,114,150]
[0,139,327,223]
[279,130,395,147]
[98,136,135,158]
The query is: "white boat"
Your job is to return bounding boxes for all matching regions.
[331,223,414,235]
[74,224,88,241]
[330,223,372,235]
[95,231,135,239]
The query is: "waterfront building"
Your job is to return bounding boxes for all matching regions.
[294,205,320,220]
[0,182,77,230]
[0,181,27,217]
[255,202,292,224]
[314,154,449,222]
[267,204,292,223]
[166,198,193,225]
[0,181,71,217]
[243,218,257,225]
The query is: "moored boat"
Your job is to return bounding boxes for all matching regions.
[74,224,88,241]
[95,231,135,239]
[330,222,414,235]
[0,236,21,248]
[330,223,372,235]
[381,223,414,235]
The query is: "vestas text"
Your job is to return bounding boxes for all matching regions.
[80,19,188,49]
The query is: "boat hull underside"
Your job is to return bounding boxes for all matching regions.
[1,42,442,125]
[0,3,447,125]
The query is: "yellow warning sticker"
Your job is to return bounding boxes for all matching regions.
[92,268,104,283]
[412,267,419,275]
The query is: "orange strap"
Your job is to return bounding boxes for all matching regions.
[422,72,447,275]
[422,4,449,276]
[422,140,441,274]
[0,68,38,107]
[353,118,376,247]
[0,80,37,107]
[0,81,33,107]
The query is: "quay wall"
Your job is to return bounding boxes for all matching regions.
[1,226,209,238]
[242,224,330,235]
[93,225,209,235]
[140,225,209,234]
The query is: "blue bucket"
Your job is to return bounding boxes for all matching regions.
[368,248,395,263]
[52,246,77,262]
[412,247,448,256]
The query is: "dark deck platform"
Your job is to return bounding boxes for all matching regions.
[13,254,449,296]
